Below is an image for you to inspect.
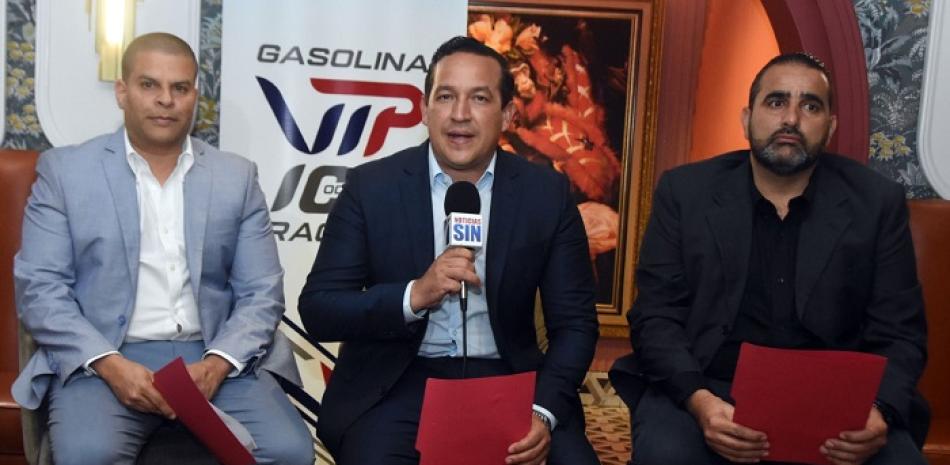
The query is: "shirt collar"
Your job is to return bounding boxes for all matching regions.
[124,130,194,179]
[427,144,497,191]
[748,157,821,213]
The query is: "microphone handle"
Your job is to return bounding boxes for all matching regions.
[460,280,468,378]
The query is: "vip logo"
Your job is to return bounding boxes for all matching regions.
[257,77,423,157]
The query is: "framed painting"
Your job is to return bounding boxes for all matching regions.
[468,0,661,335]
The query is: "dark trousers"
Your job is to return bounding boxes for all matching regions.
[334,357,599,465]
[631,379,926,465]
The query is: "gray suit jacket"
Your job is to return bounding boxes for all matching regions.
[12,128,299,409]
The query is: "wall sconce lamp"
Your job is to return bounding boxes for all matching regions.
[88,0,137,82]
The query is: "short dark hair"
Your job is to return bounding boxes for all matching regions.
[121,32,198,81]
[424,36,514,108]
[748,52,834,110]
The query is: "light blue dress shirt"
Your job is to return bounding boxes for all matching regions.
[404,149,499,358]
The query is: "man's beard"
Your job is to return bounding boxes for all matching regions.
[750,127,825,176]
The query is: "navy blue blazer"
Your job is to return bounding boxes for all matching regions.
[299,141,599,453]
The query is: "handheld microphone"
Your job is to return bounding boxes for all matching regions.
[444,181,483,310]
[443,181,482,376]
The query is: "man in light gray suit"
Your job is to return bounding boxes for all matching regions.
[11,32,314,465]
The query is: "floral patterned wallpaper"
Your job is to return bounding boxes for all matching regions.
[1,0,940,198]
[854,0,936,198]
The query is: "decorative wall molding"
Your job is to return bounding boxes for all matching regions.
[918,0,950,199]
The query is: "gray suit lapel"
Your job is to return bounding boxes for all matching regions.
[795,168,851,318]
[184,139,211,294]
[706,162,754,319]
[100,130,140,289]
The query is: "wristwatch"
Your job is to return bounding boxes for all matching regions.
[532,410,553,432]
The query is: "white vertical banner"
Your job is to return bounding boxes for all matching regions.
[219,0,466,431]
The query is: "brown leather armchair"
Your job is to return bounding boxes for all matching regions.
[909,199,950,465]
[1,149,216,465]
[0,149,36,465]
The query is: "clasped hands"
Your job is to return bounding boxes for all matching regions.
[91,353,233,418]
[687,389,888,465]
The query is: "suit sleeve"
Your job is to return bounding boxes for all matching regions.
[15,151,116,382]
[297,167,420,342]
[862,183,927,427]
[204,162,285,368]
[534,174,600,424]
[628,172,705,399]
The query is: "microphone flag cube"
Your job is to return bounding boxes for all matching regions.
[445,212,483,249]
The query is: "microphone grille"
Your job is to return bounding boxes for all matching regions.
[444,181,481,215]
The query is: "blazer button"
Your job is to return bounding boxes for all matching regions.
[118,315,127,326]
[721,324,731,335]
[378,385,389,396]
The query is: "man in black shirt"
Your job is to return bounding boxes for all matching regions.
[611,53,928,465]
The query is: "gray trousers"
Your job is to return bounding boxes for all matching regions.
[47,341,314,465]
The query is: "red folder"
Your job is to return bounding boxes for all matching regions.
[153,357,255,465]
[416,371,536,465]
[731,343,887,465]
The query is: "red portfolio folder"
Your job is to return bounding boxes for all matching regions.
[731,343,887,465]
[416,371,536,465]
[152,357,255,465]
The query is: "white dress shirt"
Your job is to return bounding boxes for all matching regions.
[124,134,200,342]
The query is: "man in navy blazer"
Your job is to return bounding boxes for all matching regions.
[299,36,600,465]
[611,53,928,465]
[12,33,313,465]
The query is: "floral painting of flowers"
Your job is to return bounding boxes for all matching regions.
[468,5,645,310]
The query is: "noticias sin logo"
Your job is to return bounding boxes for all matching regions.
[256,77,423,157]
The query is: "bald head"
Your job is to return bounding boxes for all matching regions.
[121,32,197,81]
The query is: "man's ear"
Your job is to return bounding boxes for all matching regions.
[741,107,751,141]
[115,79,128,110]
[420,94,429,127]
[501,101,515,131]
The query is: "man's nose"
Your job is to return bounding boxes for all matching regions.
[780,105,800,126]
[156,86,173,106]
[451,99,471,120]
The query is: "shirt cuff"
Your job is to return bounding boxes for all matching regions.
[873,399,899,427]
[204,350,245,378]
[84,350,121,376]
[532,404,558,431]
[403,280,427,322]
[661,371,707,406]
